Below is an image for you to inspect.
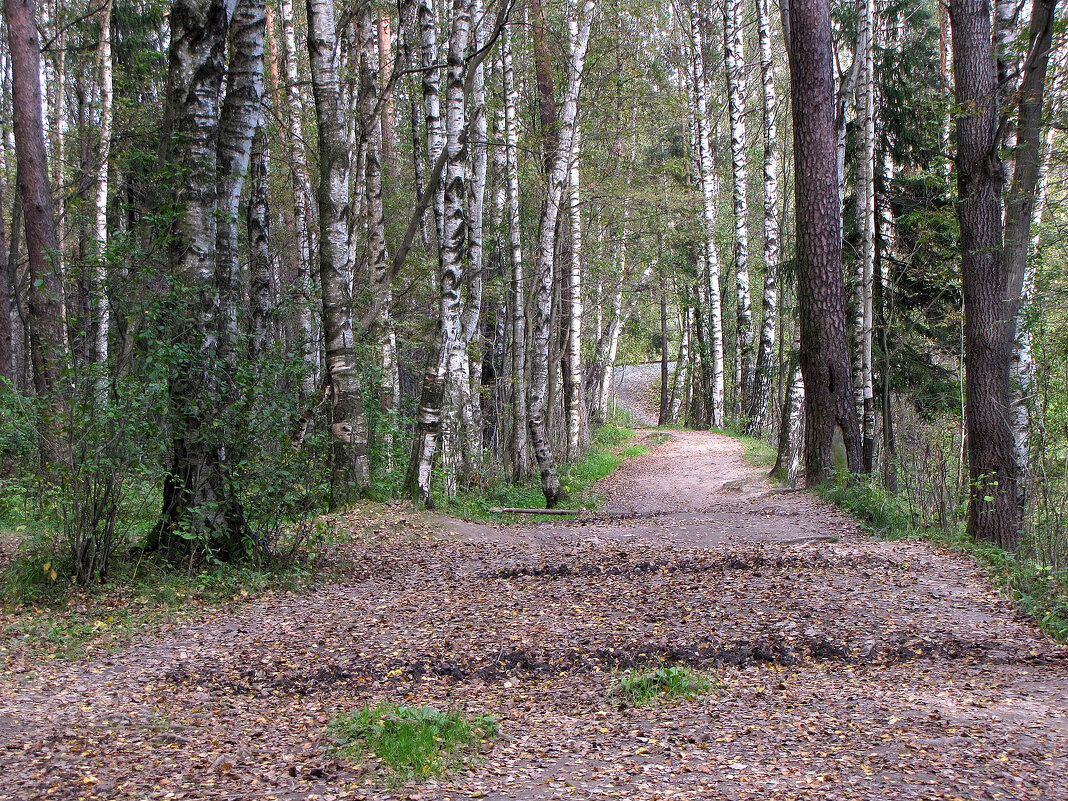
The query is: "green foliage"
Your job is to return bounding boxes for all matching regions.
[327,705,498,784]
[611,664,715,706]
[444,423,639,521]
[817,476,1068,642]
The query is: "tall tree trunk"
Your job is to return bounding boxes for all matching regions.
[1002,0,1058,517]
[659,291,670,425]
[724,0,754,411]
[786,0,862,483]
[419,0,446,245]
[669,306,692,424]
[855,0,876,471]
[502,24,529,477]
[358,0,400,461]
[529,0,595,507]
[92,0,113,369]
[459,0,488,479]
[376,12,395,164]
[950,0,1017,548]
[247,125,272,360]
[4,0,68,469]
[217,0,266,351]
[406,0,471,505]
[307,0,371,505]
[154,0,250,551]
[687,0,726,427]
[278,0,317,382]
[565,126,584,459]
[745,0,780,436]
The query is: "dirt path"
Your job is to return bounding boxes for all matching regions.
[2,383,1068,799]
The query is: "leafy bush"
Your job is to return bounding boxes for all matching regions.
[328,704,498,783]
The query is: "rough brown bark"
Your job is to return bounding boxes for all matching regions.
[951,0,1018,548]
[4,0,69,468]
[786,0,862,483]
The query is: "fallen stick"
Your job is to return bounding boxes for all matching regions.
[488,507,582,515]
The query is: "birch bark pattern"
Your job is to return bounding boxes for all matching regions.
[687,0,726,427]
[502,24,529,476]
[724,0,754,408]
[306,0,371,503]
[92,0,113,367]
[406,0,471,505]
[1002,0,1058,514]
[745,0,780,435]
[529,0,596,507]
[855,0,876,471]
[278,0,317,382]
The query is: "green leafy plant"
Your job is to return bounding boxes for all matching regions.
[611,664,715,706]
[327,704,498,783]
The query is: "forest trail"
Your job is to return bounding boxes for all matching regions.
[3,374,1068,799]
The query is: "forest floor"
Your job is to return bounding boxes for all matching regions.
[3,368,1068,799]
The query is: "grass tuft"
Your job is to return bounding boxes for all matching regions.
[611,664,716,706]
[327,704,498,784]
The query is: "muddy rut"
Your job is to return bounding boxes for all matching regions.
[2,368,1067,799]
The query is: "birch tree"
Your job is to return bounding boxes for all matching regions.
[529,0,596,507]
[307,0,371,503]
[723,0,754,409]
[744,0,780,435]
[406,0,471,504]
[855,0,876,471]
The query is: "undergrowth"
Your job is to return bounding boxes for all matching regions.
[443,421,642,522]
[611,664,716,706]
[817,477,1068,642]
[328,704,498,784]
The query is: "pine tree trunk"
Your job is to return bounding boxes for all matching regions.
[950,0,1018,548]
[786,0,863,483]
[307,0,371,505]
[745,0,780,436]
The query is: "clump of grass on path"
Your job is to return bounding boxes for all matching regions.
[611,664,716,706]
[328,704,498,784]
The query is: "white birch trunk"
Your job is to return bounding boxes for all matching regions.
[92,0,113,369]
[502,24,529,476]
[529,0,595,506]
[565,125,584,460]
[306,0,371,502]
[724,0,754,407]
[745,0,781,435]
[687,0,725,426]
[407,0,470,504]
[855,0,876,470]
[278,0,317,381]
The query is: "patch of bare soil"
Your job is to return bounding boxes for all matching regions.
[2,383,1068,799]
